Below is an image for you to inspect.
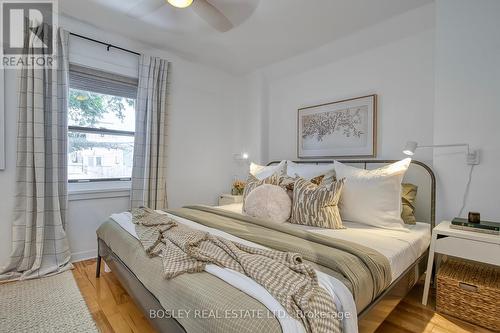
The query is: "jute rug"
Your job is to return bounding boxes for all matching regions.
[0,270,99,332]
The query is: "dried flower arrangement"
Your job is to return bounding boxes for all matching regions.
[232,180,246,195]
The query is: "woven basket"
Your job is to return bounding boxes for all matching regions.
[436,259,500,331]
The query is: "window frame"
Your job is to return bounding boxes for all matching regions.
[67,64,138,183]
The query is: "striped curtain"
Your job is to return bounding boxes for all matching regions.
[0,27,72,281]
[131,55,170,209]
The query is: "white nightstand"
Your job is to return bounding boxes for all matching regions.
[422,220,500,305]
[218,194,243,206]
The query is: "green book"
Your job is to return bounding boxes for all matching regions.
[451,217,500,232]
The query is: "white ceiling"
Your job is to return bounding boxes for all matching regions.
[60,0,432,74]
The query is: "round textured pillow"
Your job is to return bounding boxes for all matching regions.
[244,184,292,223]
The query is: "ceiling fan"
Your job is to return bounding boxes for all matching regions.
[127,0,234,32]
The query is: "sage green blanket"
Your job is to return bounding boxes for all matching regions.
[133,208,341,333]
[167,205,392,311]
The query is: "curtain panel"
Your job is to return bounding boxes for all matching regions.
[0,27,71,281]
[131,55,170,209]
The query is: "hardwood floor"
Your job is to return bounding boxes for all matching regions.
[73,259,493,333]
[373,282,493,333]
[73,259,156,333]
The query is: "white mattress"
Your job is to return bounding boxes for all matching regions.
[217,203,431,282]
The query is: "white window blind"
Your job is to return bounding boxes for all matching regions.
[69,64,138,99]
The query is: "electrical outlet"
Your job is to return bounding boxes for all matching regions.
[467,149,480,165]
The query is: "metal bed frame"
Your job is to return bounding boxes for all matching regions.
[96,159,436,333]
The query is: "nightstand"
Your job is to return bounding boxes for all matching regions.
[422,220,500,305]
[218,194,243,206]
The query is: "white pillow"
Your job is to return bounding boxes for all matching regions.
[334,158,411,230]
[250,160,286,180]
[286,161,335,183]
[244,184,292,223]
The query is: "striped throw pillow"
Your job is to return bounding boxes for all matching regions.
[242,172,280,212]
[290,177,345,229]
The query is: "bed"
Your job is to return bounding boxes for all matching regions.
[96,159,435,333]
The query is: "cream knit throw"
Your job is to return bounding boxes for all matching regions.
[132,208,341,333]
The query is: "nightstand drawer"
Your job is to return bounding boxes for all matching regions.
[435,237,500,266]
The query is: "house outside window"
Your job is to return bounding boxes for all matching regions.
[68,64,138,182]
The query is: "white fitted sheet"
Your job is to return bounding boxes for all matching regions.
[217,203,431,282]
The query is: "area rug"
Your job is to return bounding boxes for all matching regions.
[0,270,99,332]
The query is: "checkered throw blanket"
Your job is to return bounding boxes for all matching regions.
[132,208,341,333]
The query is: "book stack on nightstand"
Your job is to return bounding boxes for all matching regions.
[218,194,243,206]
[450,217,499,235]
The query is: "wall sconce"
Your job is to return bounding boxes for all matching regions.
[403,141,480,165]
[233,153,249,161]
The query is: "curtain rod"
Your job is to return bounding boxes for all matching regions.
[69,32,141,56]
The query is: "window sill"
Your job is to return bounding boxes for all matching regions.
[68,181,131,201]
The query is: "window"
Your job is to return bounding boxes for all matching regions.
[68,64,138,182]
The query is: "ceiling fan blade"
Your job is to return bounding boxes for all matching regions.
[127,0,165,18]
[191,0,234,32]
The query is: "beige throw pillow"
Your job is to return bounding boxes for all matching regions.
[242,172,280,212]
[290,177,345,229]
[401,183,418,225]
[244,184,292,223]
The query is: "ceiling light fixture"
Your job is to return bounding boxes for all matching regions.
[167,0,194,9]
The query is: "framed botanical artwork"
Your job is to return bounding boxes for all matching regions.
[297,94,377,158]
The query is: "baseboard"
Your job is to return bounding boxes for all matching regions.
[71,249,97,263]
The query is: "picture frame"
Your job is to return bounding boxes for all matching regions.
[297,94,377,159]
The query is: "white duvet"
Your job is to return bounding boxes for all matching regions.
[110,211,358,333]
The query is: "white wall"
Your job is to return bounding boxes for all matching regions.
[2,1,498,265]
[0,68,18,267]
[257,4,435,166]
[231,71,268,177]
[252,0,500,224]
[0,15,245,264]
[0,68,4,170]
[434,0,500,222]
